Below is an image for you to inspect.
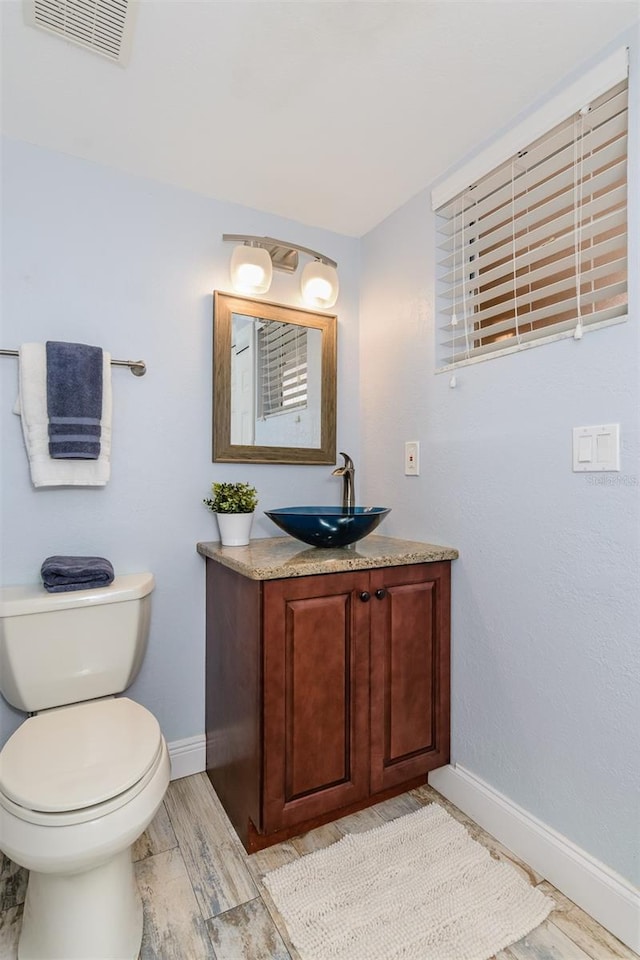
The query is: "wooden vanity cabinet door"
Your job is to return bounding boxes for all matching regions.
[369,562,451,794]
[262,571,371,833]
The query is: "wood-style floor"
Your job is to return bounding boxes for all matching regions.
[0,773,637,960]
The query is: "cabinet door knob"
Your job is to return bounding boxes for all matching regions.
[359,591,371,602]
[375,588,387,600]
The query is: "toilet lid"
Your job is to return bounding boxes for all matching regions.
[0,697,162,813]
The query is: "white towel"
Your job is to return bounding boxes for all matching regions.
[14,342,112,487]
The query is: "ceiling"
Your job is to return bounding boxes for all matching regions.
[1,1,638,237]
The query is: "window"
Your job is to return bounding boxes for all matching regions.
[257,320,308,419]
[433,51,628,370]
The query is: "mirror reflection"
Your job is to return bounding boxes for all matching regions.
[213,292,337,464]
[231,314,323,448]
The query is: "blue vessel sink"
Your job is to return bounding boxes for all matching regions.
[265,506,391,548]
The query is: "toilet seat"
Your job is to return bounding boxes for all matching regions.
[0,697,162,825]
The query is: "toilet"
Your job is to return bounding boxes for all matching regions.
[0,572,170,960]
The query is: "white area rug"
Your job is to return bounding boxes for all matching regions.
[264,803,554,960]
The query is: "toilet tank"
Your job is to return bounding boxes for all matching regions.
[0,573,154,712]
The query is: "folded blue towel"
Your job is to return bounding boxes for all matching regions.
[41,556,115,593]
[46,341,103,460]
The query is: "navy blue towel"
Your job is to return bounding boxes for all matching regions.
[46,341,103,460]
[41,556,115,593]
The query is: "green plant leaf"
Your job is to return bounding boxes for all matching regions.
[203,481,258,514]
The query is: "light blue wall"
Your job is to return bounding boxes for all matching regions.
[359,28,640,887]
[0,139,361,746]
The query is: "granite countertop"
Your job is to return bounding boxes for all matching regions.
[196,535,458,581]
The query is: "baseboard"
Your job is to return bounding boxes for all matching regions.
[167,734,206,781]
[428,764,640,953]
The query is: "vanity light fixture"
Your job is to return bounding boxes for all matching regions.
[300,259,340,309]
[229,242,272,295]
[223,234,339,308]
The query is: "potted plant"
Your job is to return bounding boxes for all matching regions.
[203,481,258,546]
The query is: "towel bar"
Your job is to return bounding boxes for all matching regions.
[0,348,146,376]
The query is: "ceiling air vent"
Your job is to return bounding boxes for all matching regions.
[24,0,136,65]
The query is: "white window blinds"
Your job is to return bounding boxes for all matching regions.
[257,320,308,419]
[434,58,628,370]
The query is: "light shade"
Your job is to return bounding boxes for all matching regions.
[230,244,273,295]
[300,260,339,308]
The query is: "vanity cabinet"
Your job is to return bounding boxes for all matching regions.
[204,550,451,852]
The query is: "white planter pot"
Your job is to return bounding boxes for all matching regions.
[216,512,254,547]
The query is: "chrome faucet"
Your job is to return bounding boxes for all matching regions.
[332,452,356,510]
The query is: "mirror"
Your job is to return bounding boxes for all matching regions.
[213,291,337,463]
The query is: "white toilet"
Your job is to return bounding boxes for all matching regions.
[0,572,170,960]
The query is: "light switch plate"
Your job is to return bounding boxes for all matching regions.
[573,424,620,472]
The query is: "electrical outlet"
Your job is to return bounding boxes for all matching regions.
[405,441,420,476]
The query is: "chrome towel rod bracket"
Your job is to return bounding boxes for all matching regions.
[0,349,146,377]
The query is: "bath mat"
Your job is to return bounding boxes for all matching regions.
[263,803,554,960]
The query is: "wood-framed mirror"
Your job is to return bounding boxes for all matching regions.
[213,291,337,463]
